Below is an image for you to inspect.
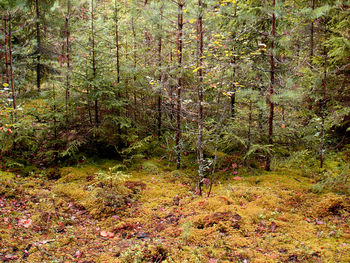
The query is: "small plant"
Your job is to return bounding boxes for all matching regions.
[96,165,130,188]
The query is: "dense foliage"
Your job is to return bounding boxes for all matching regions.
[0,0,349,173]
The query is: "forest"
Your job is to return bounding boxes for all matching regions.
[0,0,349,262]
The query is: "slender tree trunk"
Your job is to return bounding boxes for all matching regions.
[8,15,15,111]
[35,0,41,92]
[131,17,137,122]
[231,56,236,118]
[132,17,137,122]
[4,18,9,85]
[266,0,276,171]
[0,17,3,83]
[115,1,120,84]
[310,0,315,68]
[115,0,122,148]
[65,0,71,122]
[52,84,58,163]
[320,47,327,168]
[157,6,163,140]
[197,0,204,195]
[176,1,184,169]
[86,67,93,126]
[91,0,98,127]
[247,99,252,151]
[230,1,238,118]
[258,23,266,131]
[169,50,175,121]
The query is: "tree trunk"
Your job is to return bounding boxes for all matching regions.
[0,18,4,83]
[115,0,120,84]
[65,0,71,123]
[176,1,184,170]
[91,0,98,127]
[320,47,327,168]
[266,0,276,171]
[8,15,15,111]
[231,58,237,118]
[230,0,238,118]
[65,0,71,122]
[131,17,137,122]
[247,99,252,151]
[197,0,204,195]
[52,84,58,163]
[157,7,163,140]
[310,0,315,68]
[114,0,122,148]
[3,18,9,85]
[35,0,41,92]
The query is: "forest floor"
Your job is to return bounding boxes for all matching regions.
[0,159,349,263]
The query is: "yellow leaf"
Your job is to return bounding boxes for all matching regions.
[189,18,196,24]
[193,67,201,73]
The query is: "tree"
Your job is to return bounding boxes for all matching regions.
[266,0,276,171]
[176,0,185,169]
[197,0,204,195]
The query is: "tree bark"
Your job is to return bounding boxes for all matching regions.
[197,0,204,195]
[114,0,122,148]
[0,18,3,83]
[131,17,137,122]
[91,0,98,127]
[3,18,9,85]
[310,0,315,68]
[35,0,41,92]
[65,0,71,122]
[157,5,163,140]
[231,56,236,118]
[266,0,276,171]
[320,47,327,168]
[8,15,15,111]
[115,0,120,84]
[176,0,184,170]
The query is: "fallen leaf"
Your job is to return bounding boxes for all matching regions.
[305,218,311,223]
[270,221,277,232]
[233,176,242,180]
[315,219,325,225]
[100,231,115,238]
[18,218,32,228]
[73,250,83,259]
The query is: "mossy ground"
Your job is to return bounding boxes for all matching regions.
[0,160,349,262]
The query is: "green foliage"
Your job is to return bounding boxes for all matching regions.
[96,165,130,188]
[312,170,349,195]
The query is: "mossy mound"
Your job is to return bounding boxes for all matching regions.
[141,160,160,173]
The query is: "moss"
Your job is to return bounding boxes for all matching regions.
[0,170,16,180]
[0,172,22,198]
[1,157,349,263]
[18,165,38,177]
[141,160,160,173]
[45,167,60,180]
[58,166,98,183]
[313,193,349,217]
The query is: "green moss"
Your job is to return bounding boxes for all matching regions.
[0,170,15,180]
[141,160,160,173]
